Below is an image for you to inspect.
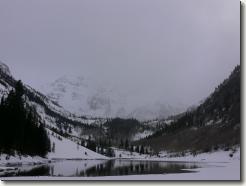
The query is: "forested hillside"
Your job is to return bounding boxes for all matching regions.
[0,81,50,157]
[136,65,240,154]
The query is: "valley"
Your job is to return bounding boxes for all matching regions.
[0,61,241,180]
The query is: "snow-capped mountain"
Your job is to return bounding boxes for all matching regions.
[40,75,127,118]
[0,60,240,162]
[0,61,157,148]
[41,75,185,121]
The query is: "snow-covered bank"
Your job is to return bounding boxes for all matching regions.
[2,160,240,180]
[0,154,49,166]
[157,148,240,163]
[0,153,51,177]
[1,148,240,180]
[3,159,240,181]
[90,160,240,180]
[47,129,109,160]
[0,130,109,176]
[0,130,108,166]
[113,147,240,163]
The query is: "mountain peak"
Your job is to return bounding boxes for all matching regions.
[0,61,11,76]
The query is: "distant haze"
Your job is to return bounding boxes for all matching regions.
[0,0,240,109]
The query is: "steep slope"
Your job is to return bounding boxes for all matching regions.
[0,62,106,132]
[137,65,240,153]
[0,61,155,157]
[47,129,108,159]
[0,62,108,159]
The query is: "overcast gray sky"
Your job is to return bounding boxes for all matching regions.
[0,0,240,107]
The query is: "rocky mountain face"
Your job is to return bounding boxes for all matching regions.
[41,75,185,121]
[137,65,241,153]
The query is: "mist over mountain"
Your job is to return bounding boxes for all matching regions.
[0,0,240,180]
[0,61,160,152]
[40,75,186,120]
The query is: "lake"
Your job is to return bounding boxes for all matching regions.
[1,159,205,179]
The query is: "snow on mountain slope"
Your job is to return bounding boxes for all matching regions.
[0,63,105,134]
[47,129,108,160]
[41,75,185,121]
[0,61,11,76]
[0,61,110,159]
[41,75,127,118]
[132,130,153,141]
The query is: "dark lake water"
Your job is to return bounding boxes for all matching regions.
[1,159,204,178]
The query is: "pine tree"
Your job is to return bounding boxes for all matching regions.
[120,139,124,148]
[0,80,51,157]
[124,139,129,150]
[140,145,144,154]
[130,145,134,152]
[52,142,55,153]
[68,126,72,133]
[135,146,140,153]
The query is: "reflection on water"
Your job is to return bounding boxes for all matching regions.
[2,159,202,177]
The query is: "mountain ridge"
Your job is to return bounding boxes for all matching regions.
[0,61,240,156]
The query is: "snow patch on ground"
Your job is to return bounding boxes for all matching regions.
[113,147,240,162]
[0,130,109,175]
[1,148,240,180]
[3,158,240,181]
[0,154,48,167]
[132,130,153,141]
[113,148,147,159]
[157,148,240,162]
[0,153,50,176]
[47,129,108,160]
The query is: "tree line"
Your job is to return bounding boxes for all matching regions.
[0,80,50,157]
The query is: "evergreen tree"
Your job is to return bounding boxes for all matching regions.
[124,139,129,150]
[0,80,51,157]
[68,126,72,133]
[106,148,115,157]
[119,139,124,148]
[52,142,55,153]
[135,146,140,153]
[140,145,145,154]
[145,147,149,154]
[130,145,134,152]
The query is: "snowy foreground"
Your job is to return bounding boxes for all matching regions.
[0,130,240,181]
[0,130,108,166]
[110,148,241,180]
[0,148,240,181]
